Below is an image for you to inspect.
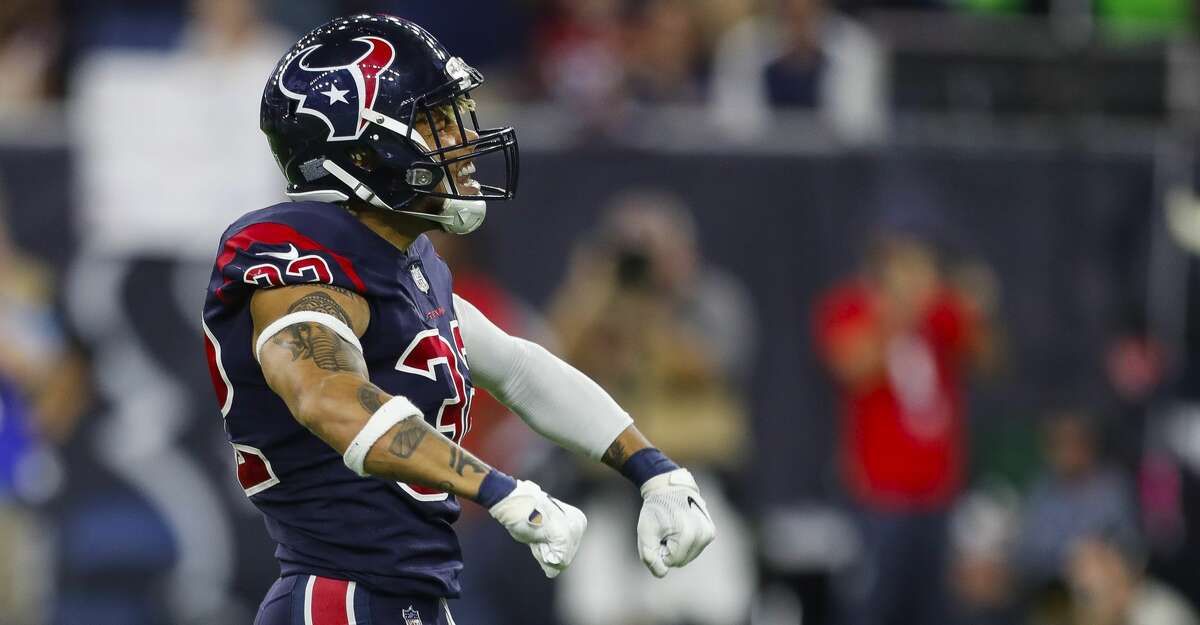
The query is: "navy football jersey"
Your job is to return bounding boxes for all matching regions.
[201,201,476,598]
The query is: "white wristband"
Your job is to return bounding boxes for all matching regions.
[343,395,423,476]
[255,311,362,363]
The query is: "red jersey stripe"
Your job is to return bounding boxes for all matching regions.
[215,221,367,300]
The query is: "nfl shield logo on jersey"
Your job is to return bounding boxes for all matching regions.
[402,606,423,625]
[410,265,431,293]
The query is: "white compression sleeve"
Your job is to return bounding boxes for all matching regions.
[453,294,633,460]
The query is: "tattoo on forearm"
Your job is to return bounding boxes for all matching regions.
[602,440,629,469]
[447,446,490,477]
[387,418,428,459]
[287,291,352,325]
[357,383,387,413]
[271,322,361,372]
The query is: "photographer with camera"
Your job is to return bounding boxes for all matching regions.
[548,190,755,625]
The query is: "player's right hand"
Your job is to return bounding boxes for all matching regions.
[637,468,716,577]
[488,479,587,578]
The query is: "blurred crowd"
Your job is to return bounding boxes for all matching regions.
[0,1,1199,625]
[2,0,1199,142]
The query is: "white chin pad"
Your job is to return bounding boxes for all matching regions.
[440,198,487,235]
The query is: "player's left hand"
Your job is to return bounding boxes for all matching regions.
[489,479,588,578]
[637,468,716,577]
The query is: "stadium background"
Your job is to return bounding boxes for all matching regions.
[0,0,1199,624]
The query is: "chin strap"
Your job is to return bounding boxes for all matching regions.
[320,159,390,210]
[401,198,486,235]
[318,159,487,235]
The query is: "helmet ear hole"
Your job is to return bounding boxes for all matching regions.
[405,166,443,190]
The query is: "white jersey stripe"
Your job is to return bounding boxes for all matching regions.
[303,575,316,625]
[345,581,357,625]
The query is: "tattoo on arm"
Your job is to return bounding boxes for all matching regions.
[386,418,429,459]
[447,446,490,477]
[317,284,356,297]
[601,439,629,470]
[270,322,362,372]
[357,383,387,414]
[287,291,352,325]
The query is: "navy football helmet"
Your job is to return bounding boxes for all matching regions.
[261,14,518,234]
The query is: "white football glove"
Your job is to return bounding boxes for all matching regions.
[637,468,716,577]
[489,479,588,578]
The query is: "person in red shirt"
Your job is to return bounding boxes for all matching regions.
[815,230,996,625]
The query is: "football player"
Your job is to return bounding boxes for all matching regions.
[201,14,716,625]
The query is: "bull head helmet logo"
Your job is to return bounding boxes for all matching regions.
[278,36,396,141]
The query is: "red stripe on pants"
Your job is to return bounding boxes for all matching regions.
[310,577,350,625]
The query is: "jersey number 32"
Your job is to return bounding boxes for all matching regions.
[394,323,474,502]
